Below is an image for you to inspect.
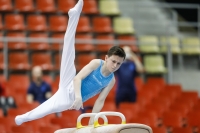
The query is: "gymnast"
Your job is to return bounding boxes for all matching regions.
[15,0,126,126]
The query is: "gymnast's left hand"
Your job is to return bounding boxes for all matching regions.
[69,97,83,110]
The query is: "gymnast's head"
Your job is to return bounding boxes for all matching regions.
[104,46,126,72]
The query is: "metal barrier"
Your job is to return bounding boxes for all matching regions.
[128,2,200,36]
[0,36,183,83]
[120,1,200,83]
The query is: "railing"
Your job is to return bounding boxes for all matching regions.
[123,1,200,83]
[0,36,184,83]
[130,2,200,36]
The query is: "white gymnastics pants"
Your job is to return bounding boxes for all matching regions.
[15,0,83,125]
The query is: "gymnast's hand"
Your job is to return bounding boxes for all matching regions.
[69,97,84,110]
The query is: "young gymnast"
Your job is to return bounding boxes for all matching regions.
[15,0,126,125]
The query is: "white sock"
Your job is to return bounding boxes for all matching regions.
[15,114,26,125]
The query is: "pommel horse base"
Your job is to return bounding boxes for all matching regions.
[55,112,153,133]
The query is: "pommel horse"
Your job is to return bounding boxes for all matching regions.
[55,112,153,133]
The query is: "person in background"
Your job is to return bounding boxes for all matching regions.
[115,46,144,108]
[0,82,7,115]
[0,81,16,116]
[27,66,52,104]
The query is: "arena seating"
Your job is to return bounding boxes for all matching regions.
[160,36,181,54]
[138,35,160,53]
[0,0,199,133]
[113,17,135,35]
[99,0,120,16]
[7,32,27,50]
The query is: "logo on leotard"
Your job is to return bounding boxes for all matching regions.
[92,75,103,86]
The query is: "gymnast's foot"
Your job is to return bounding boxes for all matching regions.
[15,115,24,125]
[74,0,83,13]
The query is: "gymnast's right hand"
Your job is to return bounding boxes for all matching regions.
[69,97,84,110]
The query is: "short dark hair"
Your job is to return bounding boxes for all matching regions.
[107,46,126,59]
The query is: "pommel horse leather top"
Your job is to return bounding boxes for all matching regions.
[55,112,153,133]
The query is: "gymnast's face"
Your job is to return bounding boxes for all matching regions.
[105,55,124,72]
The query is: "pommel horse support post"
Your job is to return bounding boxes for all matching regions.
[55,112,153,133]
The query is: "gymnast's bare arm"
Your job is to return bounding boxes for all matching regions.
[69,59,100,110]
[89,77,115,124]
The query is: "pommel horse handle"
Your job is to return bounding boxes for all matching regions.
[76,113,108,129]
[94,112,126,128]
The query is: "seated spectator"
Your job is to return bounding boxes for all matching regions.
[115,46,144,108]
[0,82,7,113]
[0,82,16,116]
[27,66,52,104]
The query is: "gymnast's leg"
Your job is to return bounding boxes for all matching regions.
[15,0,83,125]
